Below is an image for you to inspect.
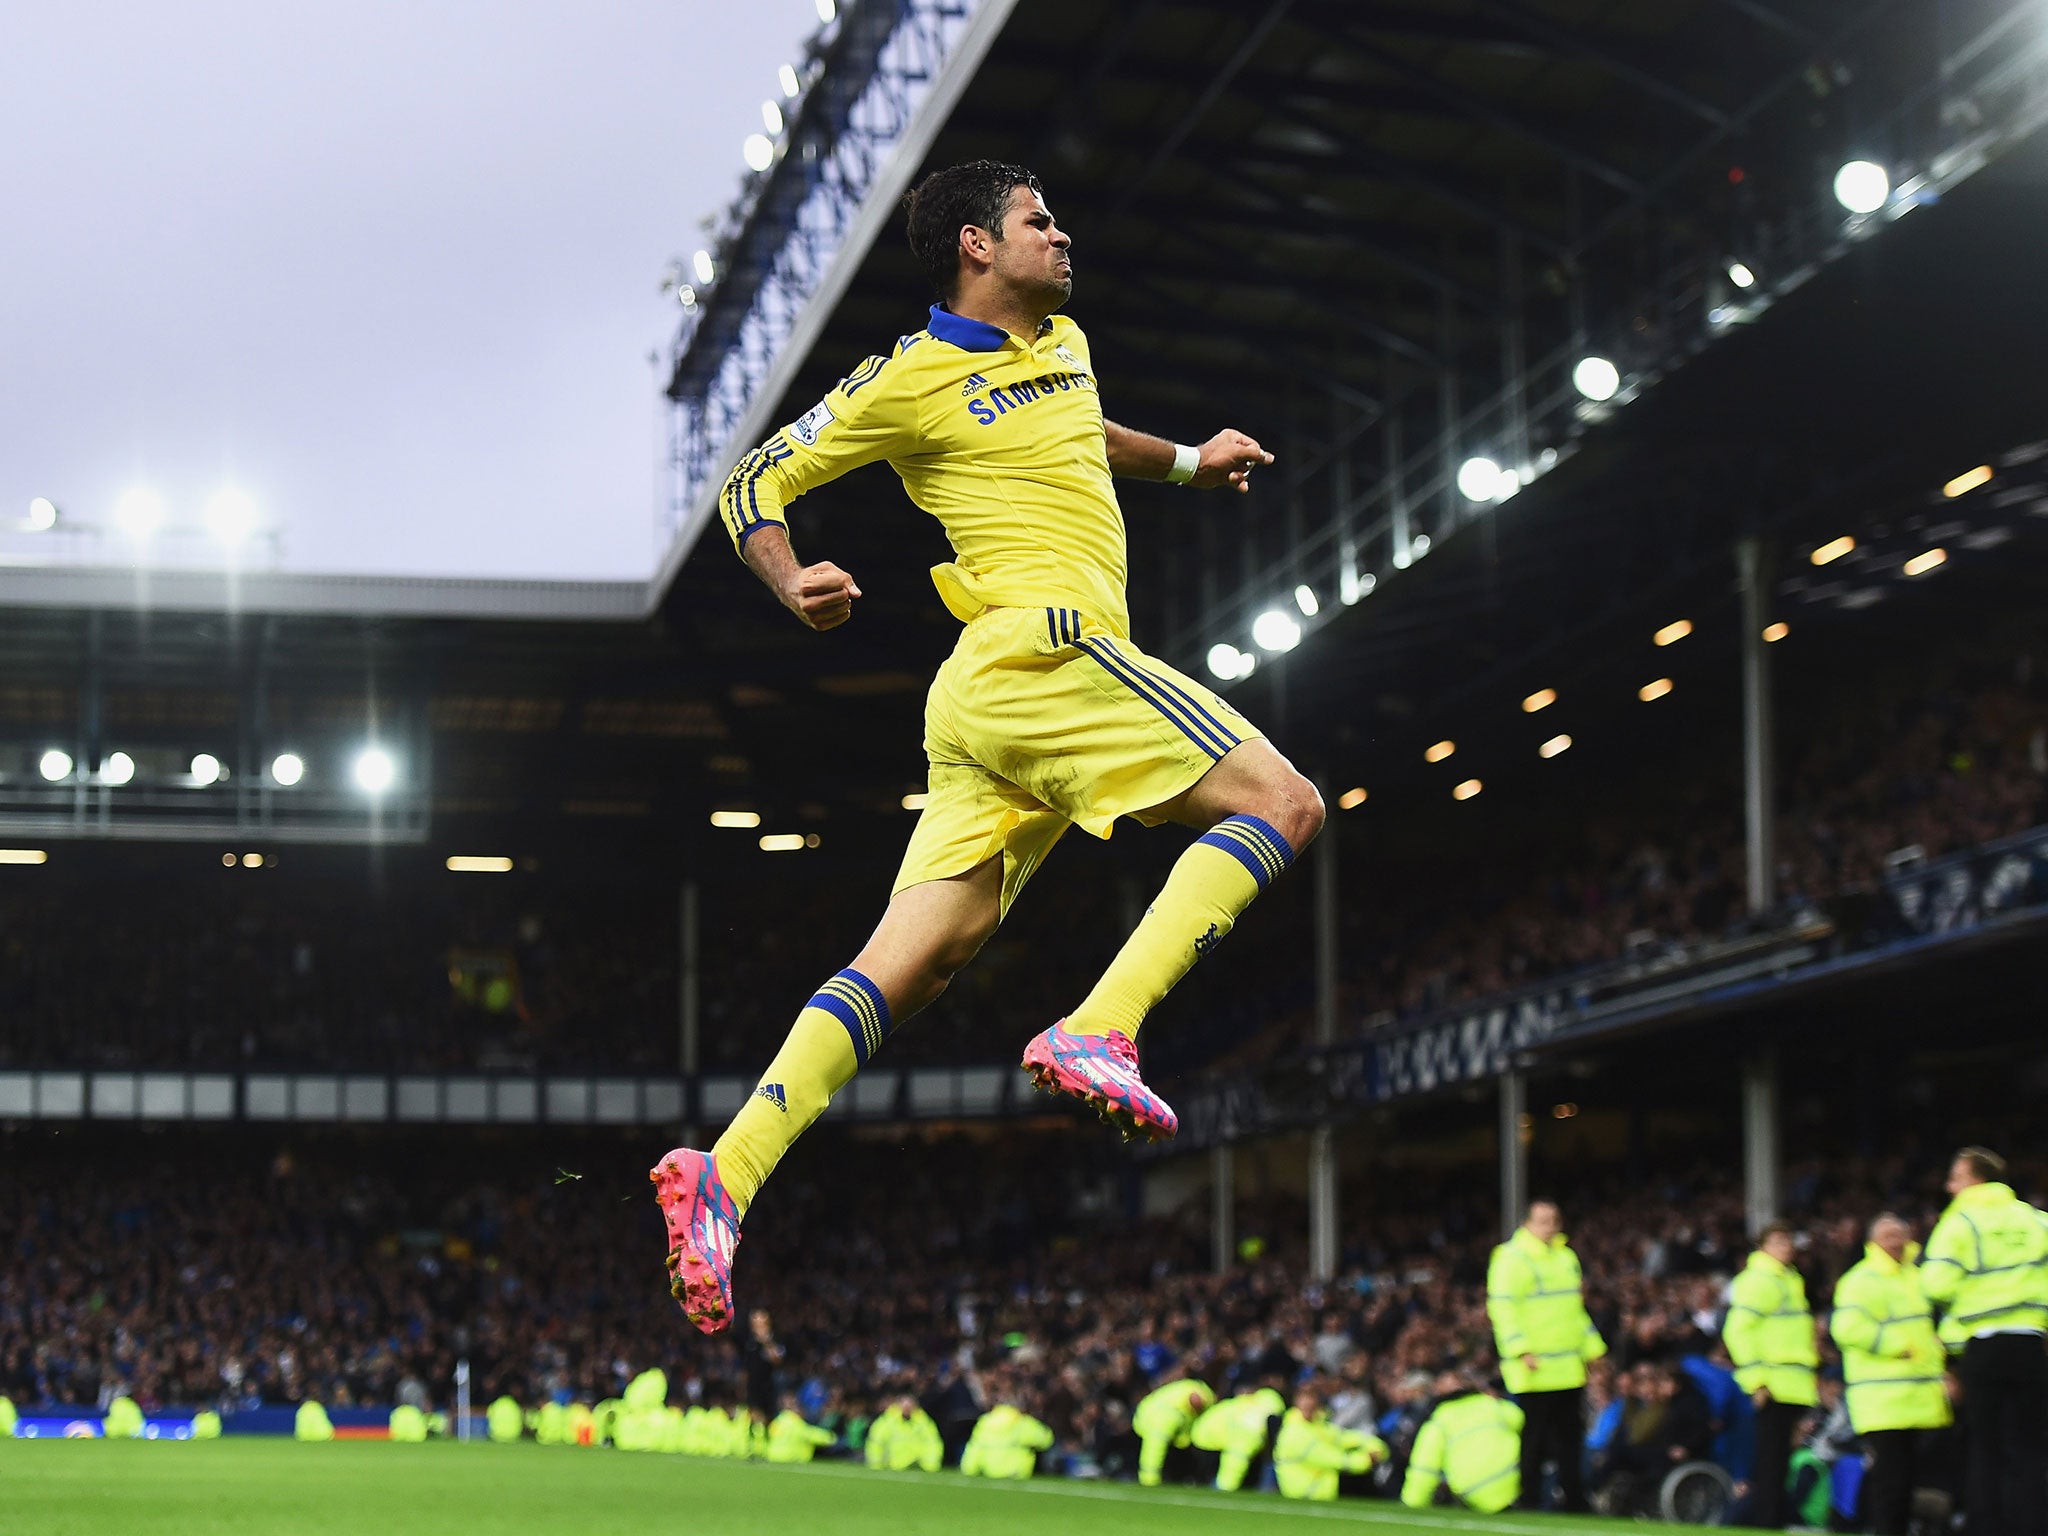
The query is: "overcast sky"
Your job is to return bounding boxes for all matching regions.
[2,1,821,582]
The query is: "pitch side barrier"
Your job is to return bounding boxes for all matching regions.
[1161,822,2048,1154]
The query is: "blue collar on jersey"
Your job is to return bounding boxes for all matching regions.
[925,304,1053,352]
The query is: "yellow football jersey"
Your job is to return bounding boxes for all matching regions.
[719,305,1133,636]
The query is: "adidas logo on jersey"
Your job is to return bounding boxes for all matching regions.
[753,1083,788,1113]
[960,373,989,396]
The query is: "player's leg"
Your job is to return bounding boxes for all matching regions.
[653,857,1002,1334]
[1064,736,1323,1040]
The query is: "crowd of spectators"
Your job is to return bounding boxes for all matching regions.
[5,1124,2027,1502]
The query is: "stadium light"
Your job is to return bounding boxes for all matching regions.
[1726,261,1757,289]
[189,753,223,786]
[814,0,835,21]
[446,856,514,874]
[692,250,716,285]
[1452,778,1482,801]
[1572,356,1621,402]
[1639,677,1675,702]
[0,849,47,865]
[900,792,929,811]
[1458,456,1504,502]
[1902,548,1947,577]
[1424,739,1455,764]
[26,496,57,530]
[1942,465,1993,498]
[1762,621,1790,643]
[203,488,258,544]
[270,752,305,787]
[115,487,166,537]
[1522,688,1556,713]
[1337,786,1367,810]
[1653,618,1693,647]
[1834,159,1890,214]
[778,63,801,99]
[761,100,783,134]
[1340,568,1375,605]
[710,809,761,828]
[351,747,396,794]
[1412,532,1432,556]
[1251,610,1301,653]
[38,748,72,781]
[1206,643,1244,679]
[759,833,806,852]
[1810,535,1855,566]
[242,852,264,868]
[1293,584,1319,617]
[100,752,135,786]
[1539,733,1572,759]
[743,134,775,173]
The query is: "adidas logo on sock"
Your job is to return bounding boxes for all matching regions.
[753,1083,788,1113]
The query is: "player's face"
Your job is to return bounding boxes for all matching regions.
[992,185,1072,310]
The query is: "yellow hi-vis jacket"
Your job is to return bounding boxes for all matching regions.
[1921,1181,2048,1345]
[1133,1378,1212,1443]
[1402,1393,1523,1513]
[961,1403,1054,1478]
[1725,1250,1819,1406]
[1273,1407,1387,1501]
[293,1400,334,1442]
[1829,1243,1952,1433]
[486,1395,524,1443]
[1191,1388,1284,1454]
[765,1409,835,1463]
[1487,1226,1606,1394]
[865,1405,943,1472]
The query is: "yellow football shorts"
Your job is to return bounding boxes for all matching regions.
[894,604,1263,915]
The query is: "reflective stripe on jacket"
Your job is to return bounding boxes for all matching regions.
[1921,1182,2048,1343]
[1487,1226,1606,1394]
[1725,1250,1818,1406]
[1830,1244,1951,1432]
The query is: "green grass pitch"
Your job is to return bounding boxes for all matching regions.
[5,1439,1704,1536]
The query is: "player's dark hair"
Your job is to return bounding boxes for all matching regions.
[903,160,1044,301]
[1956,1145,2006,1181]
[1757,1219,1794,1244]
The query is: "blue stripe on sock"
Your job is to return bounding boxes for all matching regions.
[1197,827,1273,887]
[1099,639,1243,753]
[1075,640,1229,758]
[807,989,871,1065]
[1229,813,1296,873]
[834,967,890,1034]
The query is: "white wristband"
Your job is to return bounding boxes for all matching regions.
[1165,443,1199,485]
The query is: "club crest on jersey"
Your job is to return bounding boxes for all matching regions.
[1054,344,1083,370]
[789,400,836,446]
[960,373,989,396]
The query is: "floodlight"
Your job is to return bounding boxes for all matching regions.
[1834,160,1889,214]
[1811,535,1855,566]
[202,488,257,543]
[1726,261,1757,289]
[762,100,783,134]
[352,747,396,794]
[743,134,774,173]
[1292,584,1319,617]
[815,0,835,21]
[26,496,57,530]
[1425,740,1455,764]
[1639,678,1675,702]
[190,753,223,786]
[270,752,306,787]
[1251,610,1301,653]
[778,64,801,99]
[446,856,514,873]
[676,285,696,309]
[101,752,135,786]
[1902,548,1947,577]
[38,749,73,782]
[1412,532,1433,555]
[900,793,929,811]
[1452,779,1482,801]
[1206,643,1245,679]
[1653,619,1693,647]
[0,850,47,865]
[1941,465,1992,498]
[1539,734,1572,759]
[1762,622,1790,643]
[1458,457,1503,502]
[1572,356,1620,402]
[1522,688,1556,713]
[115,487,165,537]
[1337,787,1367,810]
[692,250,716,285]
[709,809,760,828]
[759,833,806,852]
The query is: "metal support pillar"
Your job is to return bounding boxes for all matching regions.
[1212,1142,1235,1275]
[1500,1069,1529,1241]
[680,879,701,1139]
[1308,806,1340,1280]
[1737,536,1777,915]
[1742,1048,1782,1235]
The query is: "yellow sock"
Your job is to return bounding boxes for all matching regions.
[1067,814,1297,1038]
[712,968,889,1217]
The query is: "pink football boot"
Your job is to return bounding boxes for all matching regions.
[1022,1021,1178,1143]
[649,1147,741,1334]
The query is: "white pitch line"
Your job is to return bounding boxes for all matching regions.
[736,1459,1581,1536]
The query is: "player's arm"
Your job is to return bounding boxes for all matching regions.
[1103,418,1275,492]
[720,351,920,630]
